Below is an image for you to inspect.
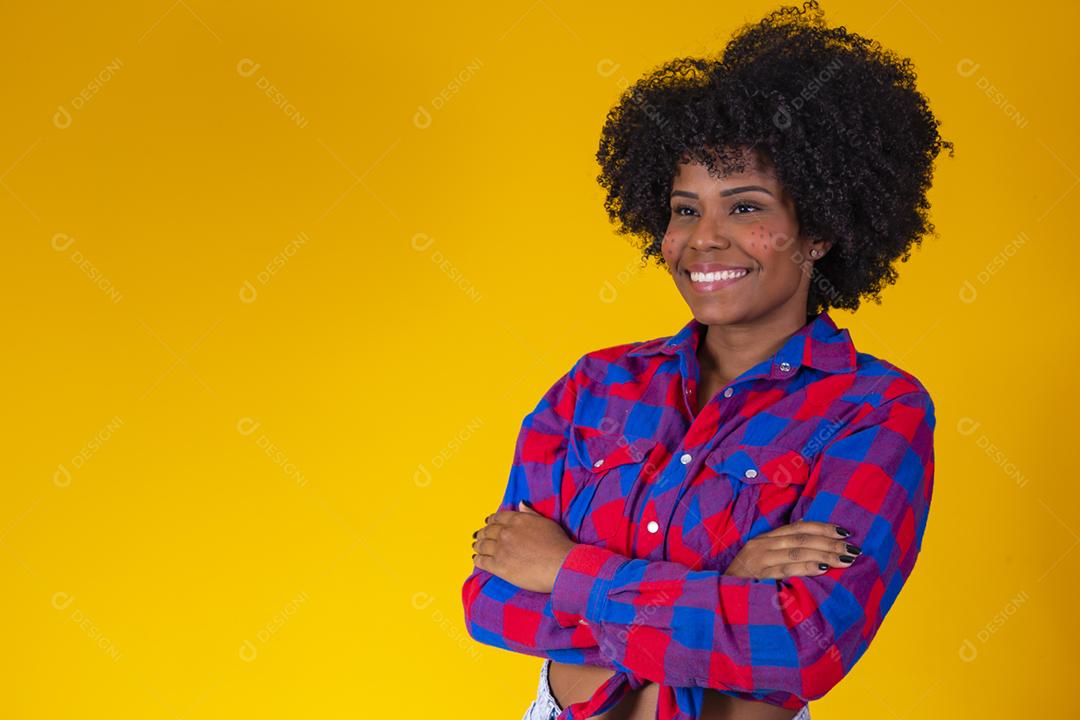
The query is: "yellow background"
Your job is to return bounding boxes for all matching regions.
[2,1,1072,717]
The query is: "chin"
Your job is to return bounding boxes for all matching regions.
[687,302,750,326]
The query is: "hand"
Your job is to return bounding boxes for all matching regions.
[471,501,577,593]
[724,520,862,580]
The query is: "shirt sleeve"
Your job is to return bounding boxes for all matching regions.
[549,389,936,700]
[460,356,617,667]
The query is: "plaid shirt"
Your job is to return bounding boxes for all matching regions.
[461,310,936,719]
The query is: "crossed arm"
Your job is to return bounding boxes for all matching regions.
[460,362,935,700]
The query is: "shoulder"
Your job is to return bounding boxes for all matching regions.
[569,334,670,385]
[845,349,937,428]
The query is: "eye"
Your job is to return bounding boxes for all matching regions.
[731,202,761,215]
[672,204,698,217]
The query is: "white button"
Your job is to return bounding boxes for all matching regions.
[745,468,758,479]
[680,453,692,464]
[646,520,659,533]
[723,387,733,398]
[578,619,588,625]
[593,459,604,468]
[779,362,792,372]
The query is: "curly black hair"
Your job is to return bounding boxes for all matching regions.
[595,0,953,316]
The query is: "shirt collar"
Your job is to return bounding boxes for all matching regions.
[626,310,857,376]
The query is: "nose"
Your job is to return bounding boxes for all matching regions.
[687,214,732,251]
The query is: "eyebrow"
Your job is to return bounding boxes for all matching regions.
[670,185,775,199]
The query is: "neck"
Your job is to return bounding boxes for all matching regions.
[697,308,809,383]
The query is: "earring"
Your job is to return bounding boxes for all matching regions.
[810,249,821,258]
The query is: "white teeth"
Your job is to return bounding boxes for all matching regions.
[690,269,748,282]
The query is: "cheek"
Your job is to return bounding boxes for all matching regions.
[738,224,780,262]
[758,227,799,263]
[662,233,677,262]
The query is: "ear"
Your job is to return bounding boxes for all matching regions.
[808,237,833,259]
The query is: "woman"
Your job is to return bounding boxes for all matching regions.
[462,2,951,719]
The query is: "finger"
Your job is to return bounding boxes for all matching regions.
[470,533,492,557]
[759,560,835,579]
[474,537,497,555]
[757,532,862,558]
[757,545,859,569]
[474,553,502,579]
[764,520,853,538]
[488,510,522,526]
[518,500,538,513]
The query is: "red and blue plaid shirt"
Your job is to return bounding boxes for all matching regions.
[461,310,936,719]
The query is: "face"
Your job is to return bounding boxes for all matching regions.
[661,150,831,326]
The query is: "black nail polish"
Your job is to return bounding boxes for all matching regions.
[845,543,861,555]
[472,530,478,538]
[835,526,850,537]
[838,554,856,563]
[817,563,829,570]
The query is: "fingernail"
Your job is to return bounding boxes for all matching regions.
[845,543,861,555]
[835,526,850,537]
[817,563,829,570]
[838,554,856,563]
[472,530,478,539]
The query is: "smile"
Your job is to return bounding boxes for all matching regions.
[685,268,749,292]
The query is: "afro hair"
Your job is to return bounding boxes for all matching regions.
[595,0,954,316]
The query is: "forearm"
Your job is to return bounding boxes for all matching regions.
[461,565,619,668]
[550,542,871,699]
[466,521,708,664]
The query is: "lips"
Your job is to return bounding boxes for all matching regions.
[684,263,752,274]
[683,266,751,293]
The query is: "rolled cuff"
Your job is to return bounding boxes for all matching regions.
[550,543,628,628]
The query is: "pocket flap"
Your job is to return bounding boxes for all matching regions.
[572,427,659,474]
[704,444,810,488]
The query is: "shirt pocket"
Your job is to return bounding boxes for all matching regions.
[703,443,812,543]
[563,427,660,544]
